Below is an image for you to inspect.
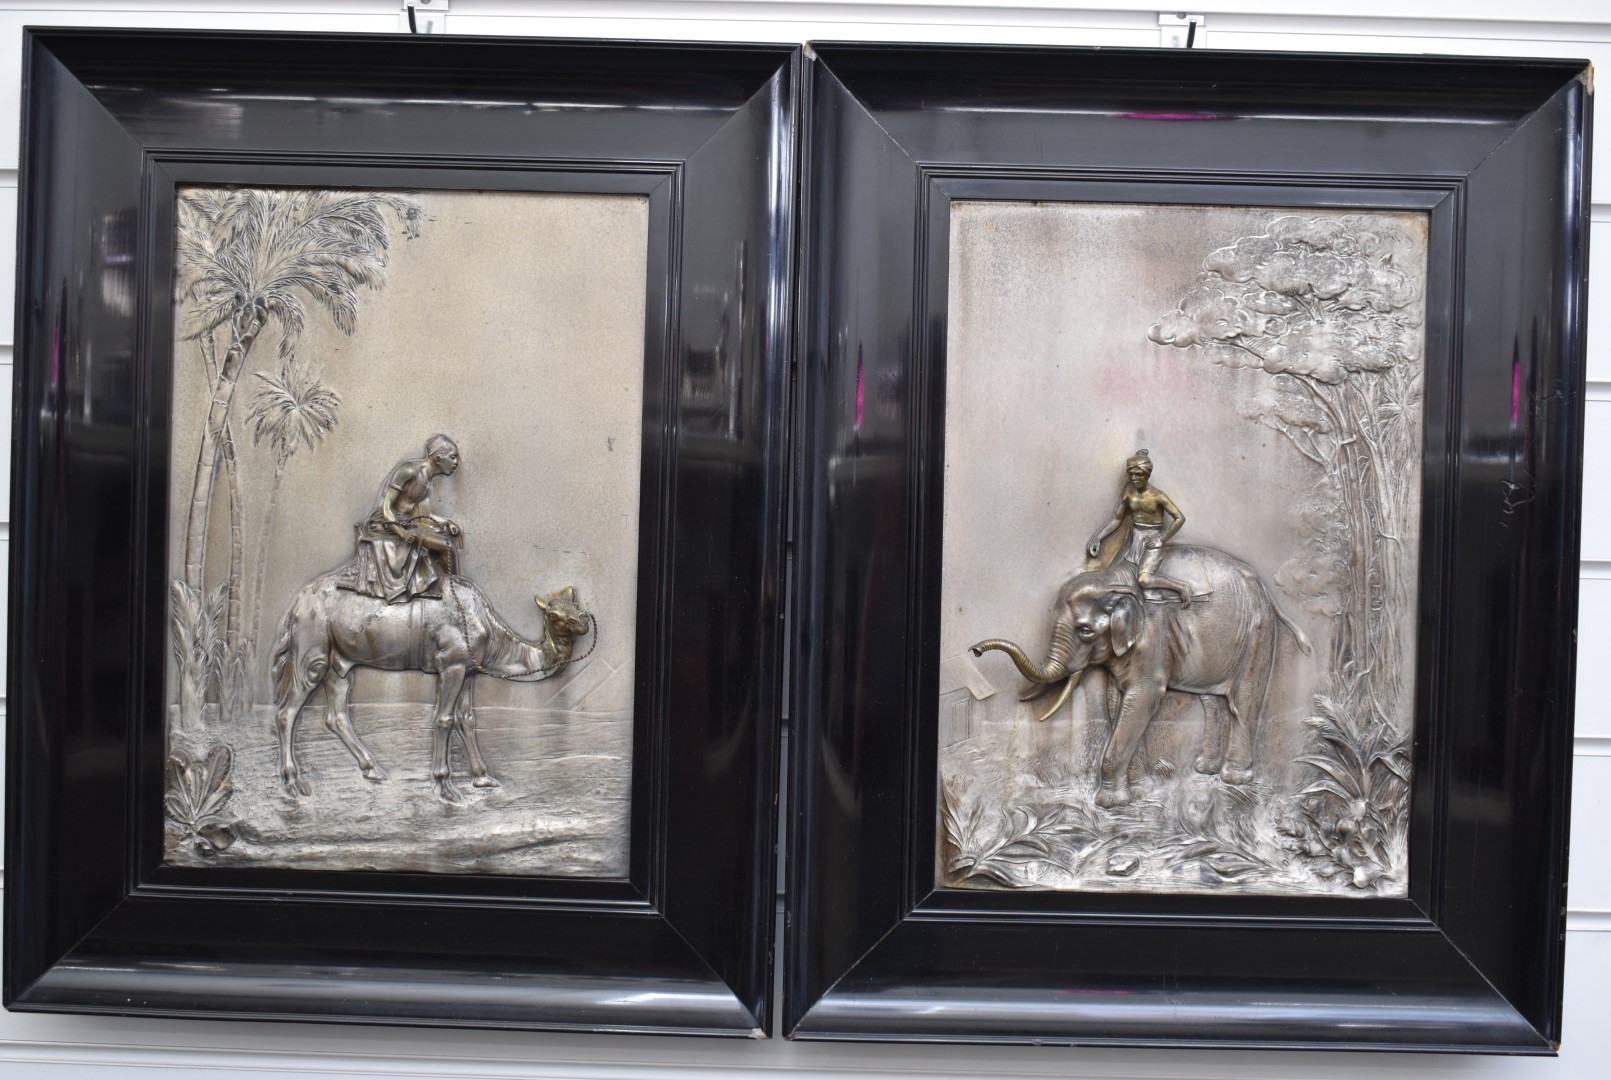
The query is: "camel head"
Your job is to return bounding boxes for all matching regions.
[534,585,592,642]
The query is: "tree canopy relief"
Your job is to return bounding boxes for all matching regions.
[1148,215,1423,891]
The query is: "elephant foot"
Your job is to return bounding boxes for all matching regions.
[1193,754,1224,775]
[361,763,389,783]
[1095,783,1132,809]
[1221,764,1255,785]
[472,774,501,789]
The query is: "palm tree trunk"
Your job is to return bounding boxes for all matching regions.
[249,455,288,703]
[220,416,245,719]
[222,418,244,653]
[183,308,264,594]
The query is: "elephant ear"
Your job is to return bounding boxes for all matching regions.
[1106,592,1140,657]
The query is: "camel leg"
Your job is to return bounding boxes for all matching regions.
[456,678,499,788]
[431,665,469,804]
[325,667,388,783]
[1194,694,1228,775]
[275,663,323,798]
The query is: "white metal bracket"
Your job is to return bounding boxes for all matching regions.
[401,0,449,35]
[1159,13,1205,49]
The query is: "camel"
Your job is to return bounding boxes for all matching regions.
[270,577,592,803]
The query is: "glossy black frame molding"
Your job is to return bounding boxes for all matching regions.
[788,43,1590,1050]
[5,28,796,1034]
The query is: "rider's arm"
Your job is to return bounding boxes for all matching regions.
[1089,499,1128,554]
[1155,489,1186,545]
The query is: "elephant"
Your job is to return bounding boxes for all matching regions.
[970,544,1309,808]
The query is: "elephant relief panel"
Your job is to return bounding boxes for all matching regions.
[939,202,1425,897]
[162,187,648,876]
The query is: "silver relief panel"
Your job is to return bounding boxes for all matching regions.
[939,201,1425,897]
[162,188,648,876]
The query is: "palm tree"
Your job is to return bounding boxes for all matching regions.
[246,358,342,695]
[174,187,421,600]
[170,187,419,729]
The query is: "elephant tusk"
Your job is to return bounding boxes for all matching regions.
[1019,682,1051,702]
[1034,671,1082,723]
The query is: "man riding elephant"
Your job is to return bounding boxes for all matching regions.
[1085,449,1196,605]
[338,434,463,604]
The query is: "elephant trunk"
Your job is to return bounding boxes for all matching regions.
[971,613,1077,684]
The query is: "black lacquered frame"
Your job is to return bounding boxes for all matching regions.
[788,43,1590,1049]
[5,28,796,1034]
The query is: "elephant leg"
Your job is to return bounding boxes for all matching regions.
[1220,684,1264,786]
[1222,626,1277,786]
[325,667,387,783]
[275,658,323,798]
[456,678,499,788]
[1194,694,1228,775]
[431,665,469,804]
[1097,685,1161,808]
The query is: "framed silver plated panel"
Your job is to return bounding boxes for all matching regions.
[789,42,1588,1050]
[6,28,796,1034]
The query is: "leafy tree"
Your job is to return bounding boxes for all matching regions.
[1149,214,1424,725]
[1150,214,1423,892]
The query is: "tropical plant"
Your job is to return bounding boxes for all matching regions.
[172,187,420,602]
[164,744,238,855]
[1150,777,1283,883]
[245,358,342,695]
[941,777,1111,888]
[1276,692,1412,890]
[169,580,226,732]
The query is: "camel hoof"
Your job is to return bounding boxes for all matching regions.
[1221,765,1254,785]
[1095,785,1131,809]
[282,774,310,798]
[472,774,501,789]
[362,764,389,783]
[1193,754,1224,775]
[437,783,465,805]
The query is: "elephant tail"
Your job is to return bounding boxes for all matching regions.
[1274,602,1312,655]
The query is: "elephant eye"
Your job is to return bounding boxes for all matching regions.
[1076,625,1096,640]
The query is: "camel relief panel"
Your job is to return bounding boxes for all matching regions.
[939,202,1425,896]
[163,187,648,876]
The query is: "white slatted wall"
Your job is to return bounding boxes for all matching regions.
[0,2,1606,1077]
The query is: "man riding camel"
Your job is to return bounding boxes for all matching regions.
[338,434,463,604]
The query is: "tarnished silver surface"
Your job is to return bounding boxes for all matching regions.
[163,188,648,876]
[940,204,1424,896]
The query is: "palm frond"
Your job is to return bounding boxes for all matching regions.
[248,358,342,461]
[173,185,421,354]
